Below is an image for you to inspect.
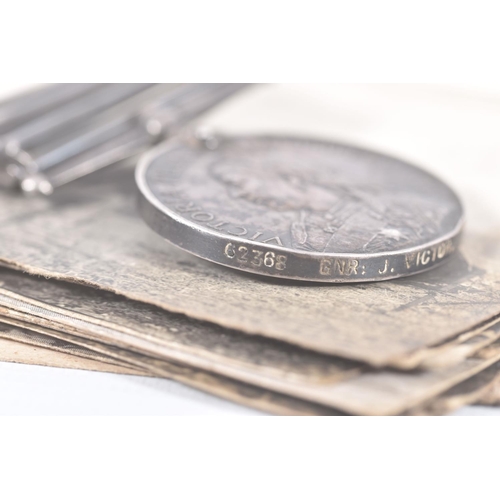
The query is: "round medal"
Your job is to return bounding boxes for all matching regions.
[136,135,463,282]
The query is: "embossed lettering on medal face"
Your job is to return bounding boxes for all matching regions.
[136,135,464,282]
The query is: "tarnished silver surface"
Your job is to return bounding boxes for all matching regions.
[137,135,464,282]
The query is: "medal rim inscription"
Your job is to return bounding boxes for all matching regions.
[136,135,464,282]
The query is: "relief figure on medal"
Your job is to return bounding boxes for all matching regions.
[206,143,450,254]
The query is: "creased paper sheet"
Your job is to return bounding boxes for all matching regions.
[1,165,500,365]
[1,271,499,414]
[0,322,143,373]
[3,314,500,415]
[0,320,339,416]
[0,267,360,386]
[474,373,500,406]
[407,361,500,415]
[0,335,140,375]
[314,339,500,415]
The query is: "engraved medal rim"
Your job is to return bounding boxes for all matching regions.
[136,135,464,282]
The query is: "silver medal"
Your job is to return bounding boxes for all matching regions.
[136,134,464,282]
